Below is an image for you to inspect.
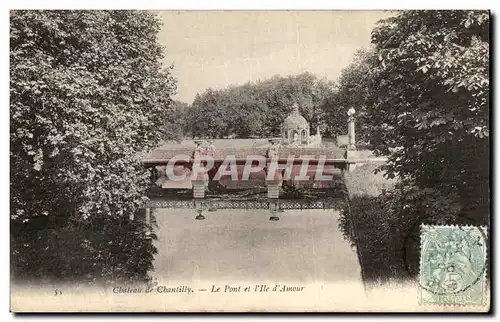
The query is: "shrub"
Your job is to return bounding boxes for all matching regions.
[339,175,485,284]
[11,212,158,285]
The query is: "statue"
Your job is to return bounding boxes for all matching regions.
[266,139,282,158]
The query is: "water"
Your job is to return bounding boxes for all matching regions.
[152,209,362,284]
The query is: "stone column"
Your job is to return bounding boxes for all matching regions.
[347,108,356,150]
[346,108,357,172]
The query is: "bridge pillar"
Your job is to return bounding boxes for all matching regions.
[267,180,280,221]
[266,138,283,220]
[191,139,213,220]
[194,199,205,220]
[192,180,207,220]
[266,172,282,221]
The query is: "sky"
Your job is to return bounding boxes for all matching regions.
[158,11,394,104]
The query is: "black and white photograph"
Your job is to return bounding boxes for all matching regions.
[9,8,491,312]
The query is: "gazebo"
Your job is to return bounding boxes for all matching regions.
[281,103,309,145]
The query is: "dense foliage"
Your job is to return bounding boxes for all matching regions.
[186,73,341,138]
[338,10,490,282]
[10,10,176,284]
[165,100,190,140]
[330,48,378,143]
[339,10,489,223]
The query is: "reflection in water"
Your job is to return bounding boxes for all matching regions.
[152,209,362,285]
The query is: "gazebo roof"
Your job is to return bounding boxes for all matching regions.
[282,104,308,129]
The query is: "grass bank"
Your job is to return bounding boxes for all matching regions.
[338,162,415,285]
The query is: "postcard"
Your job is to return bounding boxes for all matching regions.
[10,9,490,312]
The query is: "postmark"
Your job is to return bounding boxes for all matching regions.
[419,225,487,306]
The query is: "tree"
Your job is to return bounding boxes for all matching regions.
[367,10,489,223]
[336,11,489,280]
[164,100,190,140]
[336,10,489,223]
[226,83,267,138]
[190,88,233,138]
[327,48,378,141]
[188,72,337,139]
[10,10,177,283]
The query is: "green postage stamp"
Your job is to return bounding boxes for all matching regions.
[419,225,488,306]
